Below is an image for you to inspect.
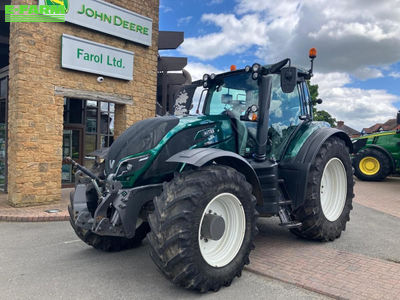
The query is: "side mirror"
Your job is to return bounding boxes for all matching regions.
[280,67,297,93]
[221,94,233,104]
[397,111,400,125]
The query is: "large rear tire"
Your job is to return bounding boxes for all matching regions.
[291,137,354,241]
[147,165,257,292]
[353,148,391,181]
[68,204,150,252]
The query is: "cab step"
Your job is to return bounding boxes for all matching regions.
[278,207,302,229]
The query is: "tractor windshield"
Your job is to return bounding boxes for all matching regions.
[204,72,259,117]
[204,71,304,160]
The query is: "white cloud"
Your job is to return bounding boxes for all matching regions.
[389,71,400,78]
[180,13,268,60]
[159,3,172,13]
[177,16,192,27]
[208,0,224,5]
[185,62,225,81]
[312,72,399,130]
[180,0,400,78]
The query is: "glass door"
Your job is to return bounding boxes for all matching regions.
[62,128,83,184]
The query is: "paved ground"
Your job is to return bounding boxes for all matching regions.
[0,177,399,299]
[0,189,70,222]
[0,222,327,300]
[250,178,400,300]
[353,176,400,218]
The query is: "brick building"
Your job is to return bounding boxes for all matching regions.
[0,0,159,206]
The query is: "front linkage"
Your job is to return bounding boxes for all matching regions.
[66,157,161,240]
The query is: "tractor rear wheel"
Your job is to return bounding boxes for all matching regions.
[68,204,150,252]
[353,148,391,181]
[147,165,257,292]
[290,137,354,241]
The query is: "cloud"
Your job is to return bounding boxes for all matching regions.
[159,4,172,13]
[185,62,225,81]
[180,0,400,79]
[208,0,224,5]
[389,71,400,78]
[177,16,192,27]
[180,13,268,60]
[312,72,399,130]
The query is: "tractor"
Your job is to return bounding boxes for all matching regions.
[352,111,400,181]
[67,48,354,292]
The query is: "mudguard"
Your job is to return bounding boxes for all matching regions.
[167,148,263,204]
[279,128,352,209]
[352,138,367,154]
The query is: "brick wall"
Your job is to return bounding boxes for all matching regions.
[8,0,159,206]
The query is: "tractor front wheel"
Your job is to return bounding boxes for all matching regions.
[291,137,354,241]
[147,165,257,292]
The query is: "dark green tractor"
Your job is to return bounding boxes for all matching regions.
[67,49,354,292]
[352,111,400,181]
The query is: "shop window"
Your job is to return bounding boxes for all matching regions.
[62,99,115,184]
[63,99,83,124]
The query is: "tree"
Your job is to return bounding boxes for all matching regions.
[307,81,337,127]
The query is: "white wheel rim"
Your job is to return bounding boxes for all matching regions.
[320,158,347,222]
[198,193,246,268]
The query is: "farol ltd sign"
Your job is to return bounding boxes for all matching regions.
[61,34,134,80]
[39,0,152,46]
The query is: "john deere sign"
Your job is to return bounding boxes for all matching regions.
[44,0,69,12]
[62,34,134,80]
[39,0,152,46]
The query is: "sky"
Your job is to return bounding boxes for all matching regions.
[159,0,400,131]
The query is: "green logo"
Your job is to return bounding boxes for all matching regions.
[44,0,69,13]
[5,4,66,23]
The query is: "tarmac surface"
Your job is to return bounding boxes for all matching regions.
[0,177,399,299]
[0,222,327,300]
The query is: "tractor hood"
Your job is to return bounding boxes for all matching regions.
[105,116,179,174]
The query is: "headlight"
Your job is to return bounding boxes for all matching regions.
[115,154,150,178]
[252,63,261,72]
[203,74,209,81]
[210,73,216,80]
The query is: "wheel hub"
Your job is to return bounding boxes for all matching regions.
[359,156,380,175]
[198,193,246,268]
[201,213,225,241]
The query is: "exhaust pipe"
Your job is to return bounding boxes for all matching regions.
[254,75,273,161]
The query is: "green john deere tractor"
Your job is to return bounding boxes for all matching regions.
[352,111,400,181]
[67,49,354,292]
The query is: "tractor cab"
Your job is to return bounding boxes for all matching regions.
[201,52,316,162]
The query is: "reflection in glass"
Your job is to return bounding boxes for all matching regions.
[109,113,114,135]
[62,130,81,183]
[87,100,97,108]
[84,134,97,155]
[100,113,111,134]
[86,109,97,133]
[0,79,6,99]
[101,102,109,112]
